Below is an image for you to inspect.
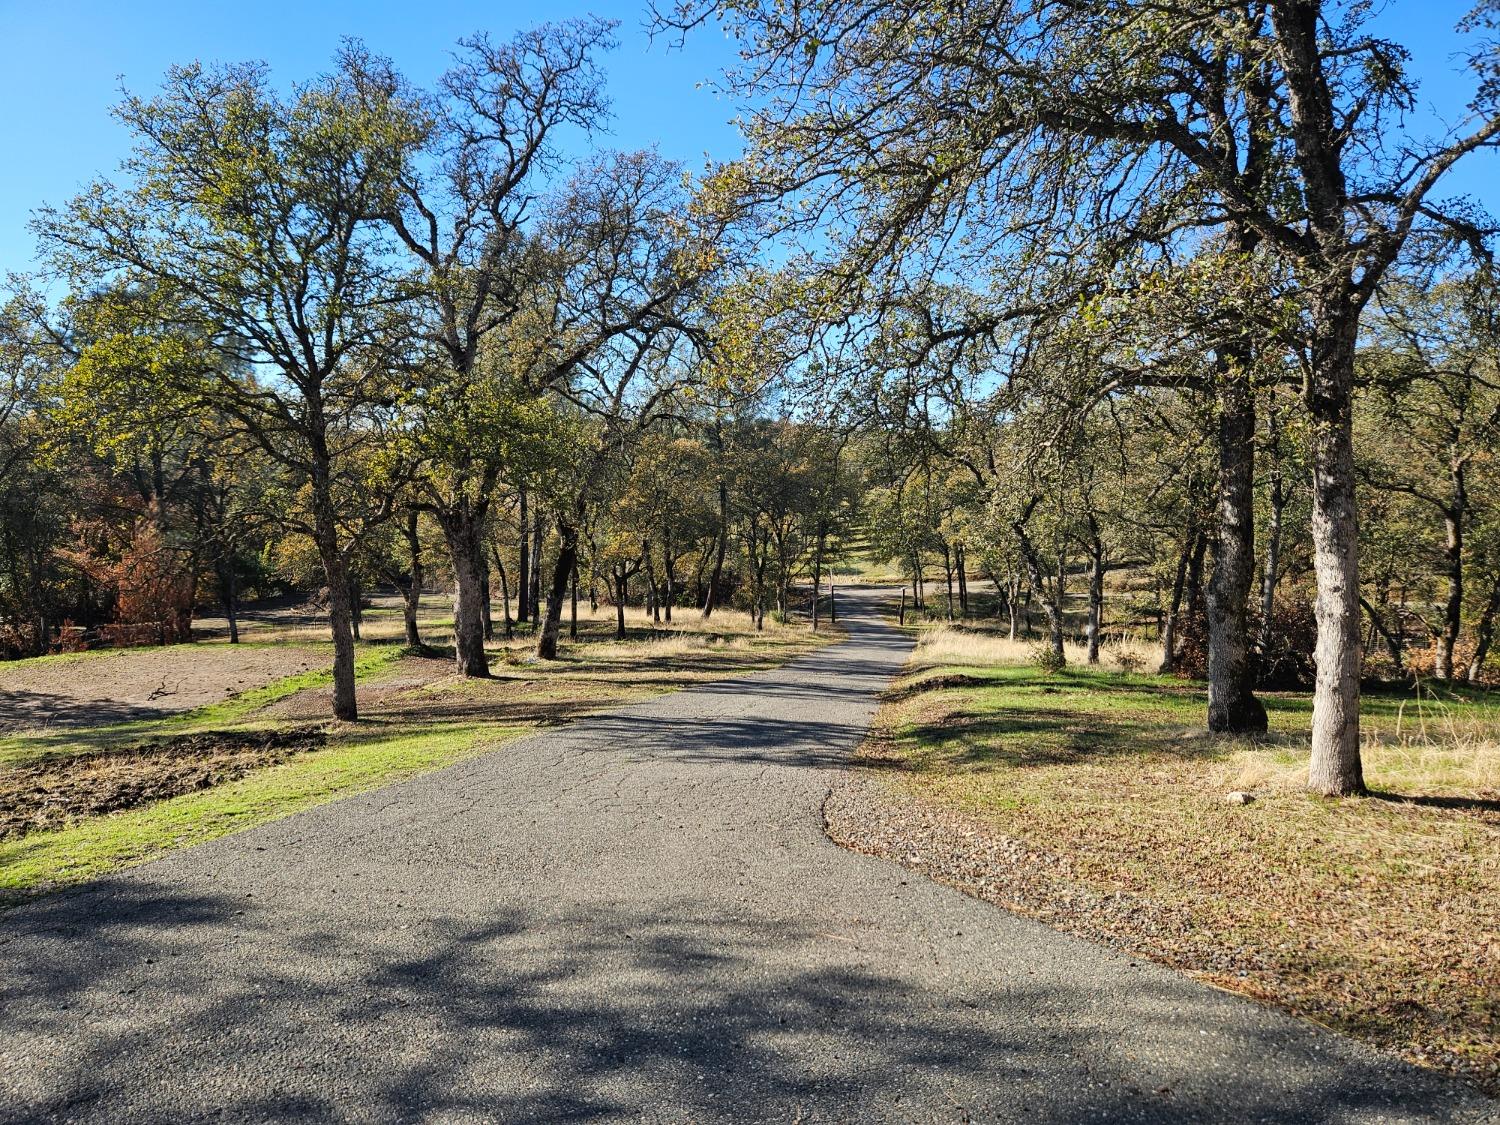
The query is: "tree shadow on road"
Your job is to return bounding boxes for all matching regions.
[2,878,1482,1123]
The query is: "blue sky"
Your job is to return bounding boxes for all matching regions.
[0,0,1495,275]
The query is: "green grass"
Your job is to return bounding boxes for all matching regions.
[1,612,834,908]
[0,644,408,769]
[0,720,515,906]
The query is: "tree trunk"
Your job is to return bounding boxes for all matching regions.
[663,543,676,624]
[1206,357,1269,732]
[530,513,543,625]
[570,558,579,640]
[811,528,826,632]
[312,487,358,721]
[536,520,578,661]
[402,510,424,650]
[1185,530,1208,622]
[1013,498,1064,662]
[614,566,628,640]
[643,540,660,624]
[1085,526,1104,665]
[1257,412,1287,657]
[754,552,767,630]
[221,563,239,645]
[491,545,512,641]
[1161,535,1192,674]
[517,490,530,625]
[348,576,362,642]
[440,509,491,678]
[941,541,955,623]
[703,480,729,619]
[956,544,968,618]
[1306,322,1365,796]
[1436,483,1464,681]
[1466,568,1500,682]
[1360,595,1405,676]
[480,556,494,642]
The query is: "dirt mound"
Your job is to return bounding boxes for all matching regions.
[0,728,326,840]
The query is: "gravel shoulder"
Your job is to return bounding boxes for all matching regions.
[0,590,1491,1122]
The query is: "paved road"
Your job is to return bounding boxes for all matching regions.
[1,590,1490,1123]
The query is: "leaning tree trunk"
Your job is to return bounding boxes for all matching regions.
[1013,499,1064,662]
[312,485,358,722]
[1206,357,1269,732]
[1360,595,1406,676]
[1467,567,1500,682]
[1306,320,1366,797]
[440,508,491,678]
[536,517,580,661]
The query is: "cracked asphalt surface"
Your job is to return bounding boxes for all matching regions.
[1,588,1491,1123]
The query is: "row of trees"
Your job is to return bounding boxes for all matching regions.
[862,273,1500,691]
[3,21,758,720]
[4,4,1498,802]
[664,0,1500,795]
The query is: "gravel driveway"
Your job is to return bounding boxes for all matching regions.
[0,589,1489,1122]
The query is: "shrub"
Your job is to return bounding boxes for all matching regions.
[1257,595,1317,688]
[1170,609,1209,679]
[1032,644,1066,674]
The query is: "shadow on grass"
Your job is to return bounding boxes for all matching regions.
[1367,789,1500,815]
[899,706,1235,771]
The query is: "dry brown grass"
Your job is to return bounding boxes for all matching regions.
[231,597,808,649]
[250,604,829,726]
[911,623,1159,675]
[849,653,1500,1095]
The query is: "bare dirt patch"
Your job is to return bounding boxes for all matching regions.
[0,646,325,732]
[0,728,327,839]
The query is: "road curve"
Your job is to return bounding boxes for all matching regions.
[1,589,1489,1123]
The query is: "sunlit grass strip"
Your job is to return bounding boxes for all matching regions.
[0,720,515,907]
[0,645,409,769]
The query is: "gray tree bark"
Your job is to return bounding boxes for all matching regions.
[1206,356,1268,732]
[1306,315,1366,796]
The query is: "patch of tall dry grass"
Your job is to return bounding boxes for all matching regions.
[1220,700,1500,797]
[912,624,1159,674]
